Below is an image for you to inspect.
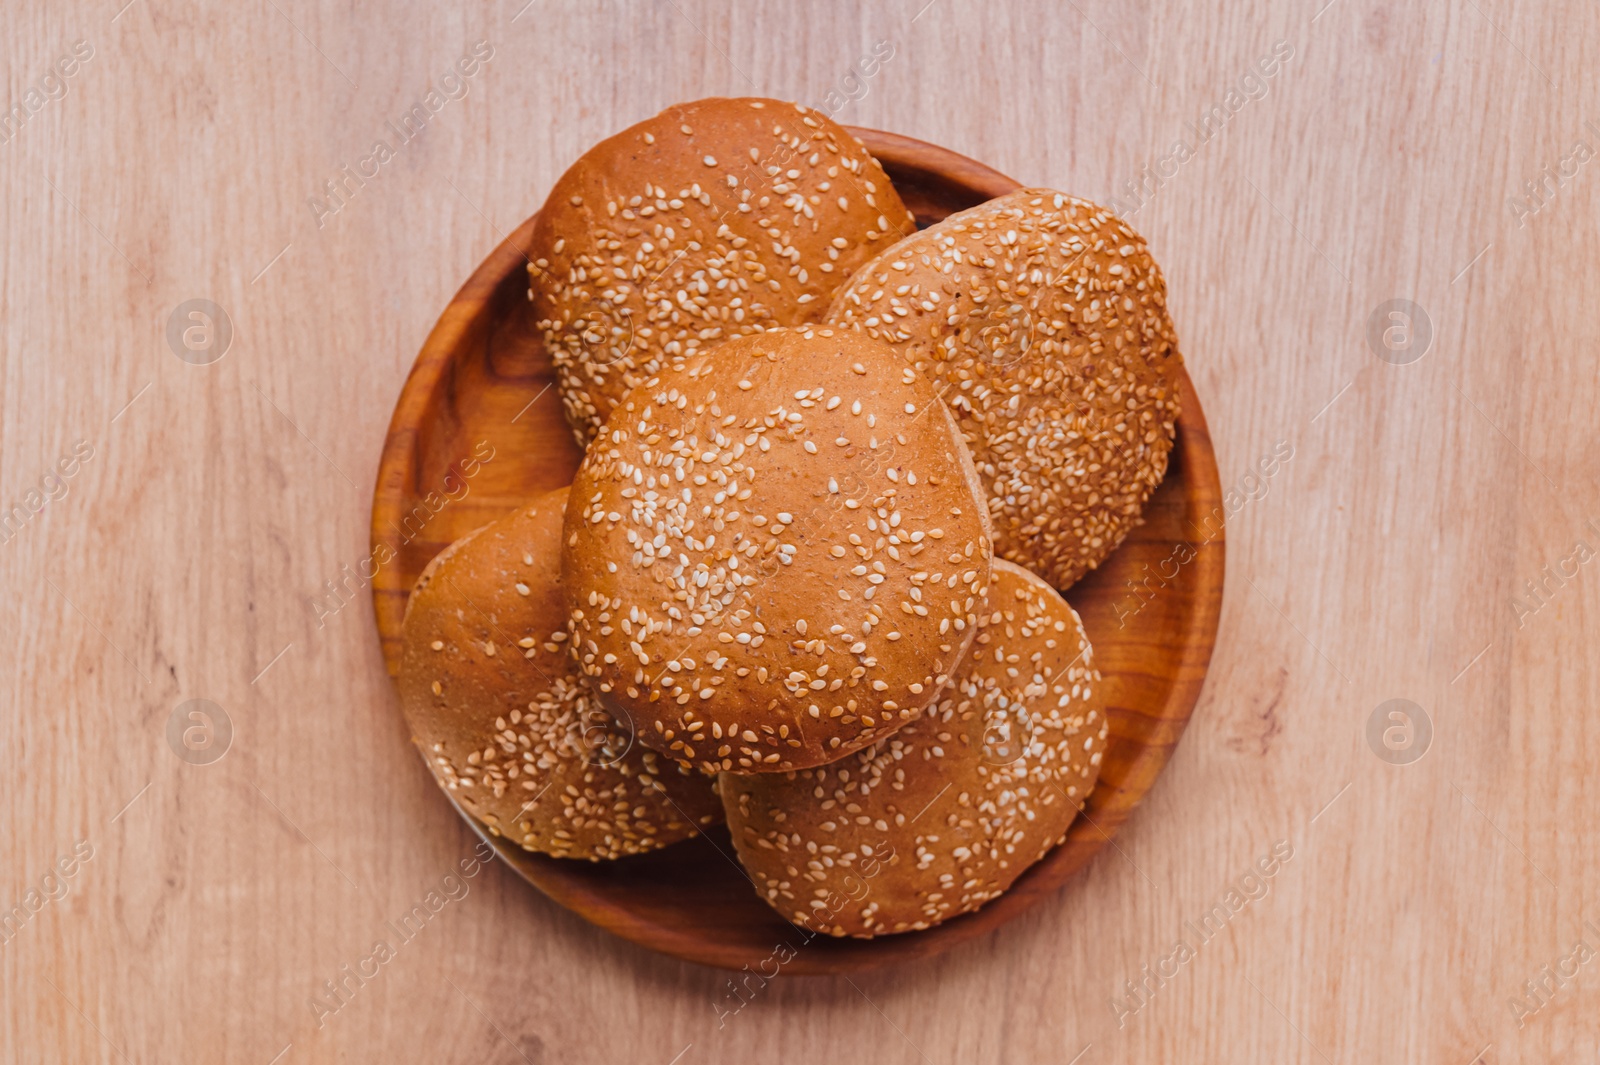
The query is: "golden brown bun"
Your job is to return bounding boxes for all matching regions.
[719,558,1106,936]
[397,487,720,860]
[562,326,993,774]
[528,96,917,447]
[827,188,1182,588]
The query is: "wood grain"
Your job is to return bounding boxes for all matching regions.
[4,0,1598,1061]
[370,131,1223,972]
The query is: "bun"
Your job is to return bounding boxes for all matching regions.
[826,188,1182,588]
[397,487,720,860]
[528,97,917,446]
[719,559,1106,936]
[562,326,993,774]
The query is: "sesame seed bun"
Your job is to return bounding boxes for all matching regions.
[827,188,1183,589]
[719,558,1107,937]
[528,96,917,447]
[397,487,721,860]
[562,326,993,774]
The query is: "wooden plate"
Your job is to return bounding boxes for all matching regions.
[370,129,1224,973]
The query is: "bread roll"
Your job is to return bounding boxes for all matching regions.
[720,559,1106,936]
[527,96,917,446]
[562,326,993,774]
[397,487,720,860]
[827,188,1182,588]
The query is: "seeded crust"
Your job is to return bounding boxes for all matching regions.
[397,487,721,860]
[826,188,1182,589]
[719,559,1107,936]
[562,327,993,774]
[528,96,917,447]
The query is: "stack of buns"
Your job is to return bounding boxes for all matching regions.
[396,98,1182,938]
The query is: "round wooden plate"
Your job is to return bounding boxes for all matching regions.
[371,128,1224,973]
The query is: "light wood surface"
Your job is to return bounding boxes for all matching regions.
[3,0,1596,1061]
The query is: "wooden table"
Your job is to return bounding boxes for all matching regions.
[3,1,1595,1061]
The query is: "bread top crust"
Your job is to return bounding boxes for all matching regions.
[562,327,993,774]
[719,558,1107,937]
[397,487,720,860]
[528,96,917,447]
[827,188,1183,588]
